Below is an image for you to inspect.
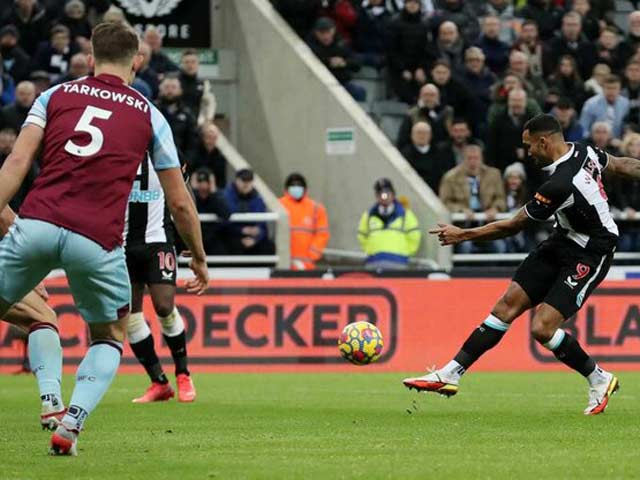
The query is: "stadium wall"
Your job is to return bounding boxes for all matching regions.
[2,277,639,373]
[214,0,451,268]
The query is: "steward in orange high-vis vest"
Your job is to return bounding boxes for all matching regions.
[279,173,330,270]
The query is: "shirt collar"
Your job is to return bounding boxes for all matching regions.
[543,143,574,173]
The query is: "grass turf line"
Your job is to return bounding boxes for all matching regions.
[0,372,637,480]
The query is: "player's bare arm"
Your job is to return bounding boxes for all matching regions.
[605,155,640,180]
[429,208,530,246]
[0,125,43,212]
[157,167,209,295]
[0,205,17,236]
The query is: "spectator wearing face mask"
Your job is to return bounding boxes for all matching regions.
[358,178,421,270]
[156,75,198,163]
[279,172,330,270]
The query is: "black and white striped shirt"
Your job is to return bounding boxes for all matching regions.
[524,142,618,255]
[124,155,174,246]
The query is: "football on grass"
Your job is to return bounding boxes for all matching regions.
[338,321,384,366]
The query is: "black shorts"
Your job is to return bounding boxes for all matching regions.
[125,243,177,286]
[512,235,613,319]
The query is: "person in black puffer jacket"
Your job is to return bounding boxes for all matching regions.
[156,75,198,164]
[516,0,563,42]
[385,0,432,103]
[1,0,50,56]
[307,17,365,101]
[353,0,391,69]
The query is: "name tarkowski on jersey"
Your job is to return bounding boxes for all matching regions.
[60,82,149,113]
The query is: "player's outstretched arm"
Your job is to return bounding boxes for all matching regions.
[606,155,640,180]
[0,125,43,213]
[157,167,209,295]
[429,208,530,246]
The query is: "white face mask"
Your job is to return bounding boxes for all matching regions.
[378,203,395,216]
[416,144,431,154]
[287,185,305,200]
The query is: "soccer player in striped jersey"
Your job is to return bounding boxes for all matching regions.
[405,114,640,415]
[124,154,196,403]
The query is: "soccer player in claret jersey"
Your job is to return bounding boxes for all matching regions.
[124,155,196,403]
[404,114,640,415]
[0,22,208,455]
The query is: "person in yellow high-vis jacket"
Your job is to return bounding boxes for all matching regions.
[358,178,421,269]
[279,173,330,270]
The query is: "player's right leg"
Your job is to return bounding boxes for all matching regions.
[403,241,558,394]
[51,317,128,456]
[403,281,532,394]
[127,282,174,403]
[50,231,131,456]
[148,283,196,403]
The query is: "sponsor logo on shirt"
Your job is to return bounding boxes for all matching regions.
[129,189,162,203]
[534,192,552,205]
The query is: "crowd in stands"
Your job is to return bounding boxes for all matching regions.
[274,0,640,254]
[0,0,276,259]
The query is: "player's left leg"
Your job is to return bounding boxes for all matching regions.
[537,251,619,415]
[0,218,62,429]
[2,291,66,429]
[148,283,196,402]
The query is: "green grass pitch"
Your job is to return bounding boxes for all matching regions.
[1,372,638,479]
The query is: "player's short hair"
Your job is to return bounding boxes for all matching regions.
[521,19,538,29]
[523,114,562,135]
[91,21,139,65]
